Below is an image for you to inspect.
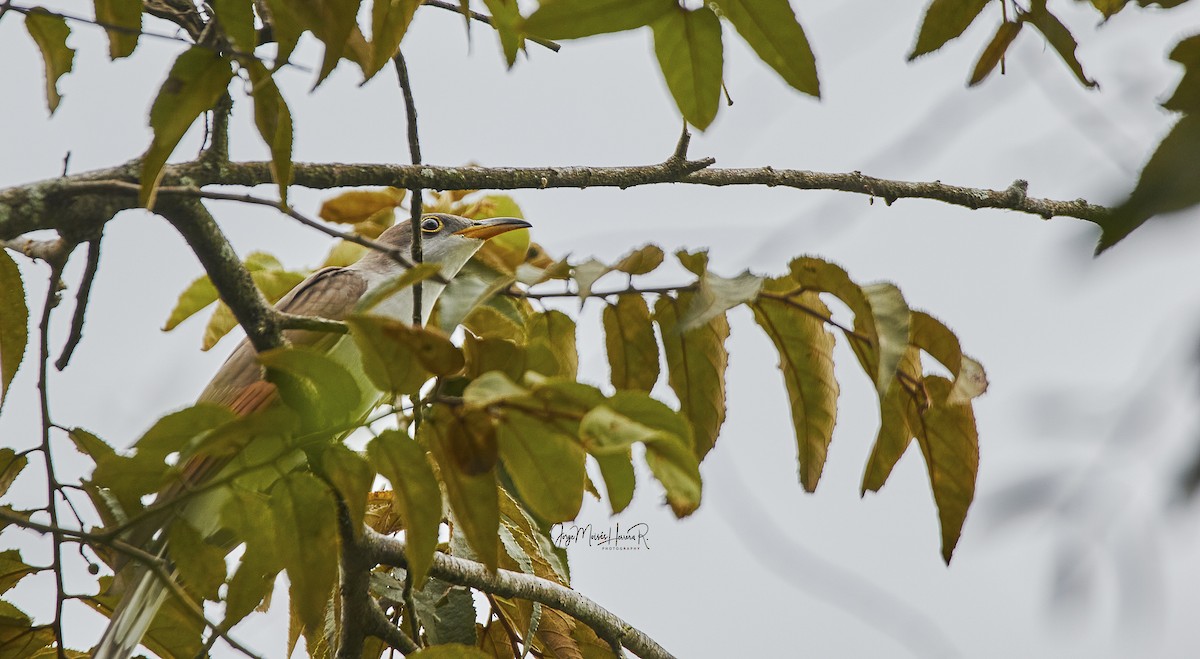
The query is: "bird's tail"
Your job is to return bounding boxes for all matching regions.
[93,565,170,659]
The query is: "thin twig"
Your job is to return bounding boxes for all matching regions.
[3,3,258,60]
[36,258,67,658]
[394,51,425,328]
[55,237,101,370]
[0,509,262,658]
[65,181,436,276]
[365,597,419,655]
[486,594,525,657]
[364,531,676,659]
[421,0,561,52]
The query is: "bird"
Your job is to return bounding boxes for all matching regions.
[93,213,531,659]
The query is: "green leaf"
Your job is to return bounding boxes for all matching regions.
[909,0,994,60]
[1163,34,1200,114]
[750,280,838,492]
[24,8,75,114]
[369,0,421,77]
[482,0,524,67]
[679,269,762,332]
[0,550,35,595]
[0,449,27,499]
[271,472,338,635]
[264,0,303,65]
[462,370,530,408]
[319,444,373,538]
[464,302,525,343]
[435,260,516,333]
[654,294,729,461]
[212,0,256,52]
[652,5,724,130]
[603,295,659,392]
[367,430,443,587]
[221,489,281,627]
[1025,0,1096,88]
[594,451,636,514]
[464,335,526,381]
[411,578,478,646]
[163,274,218,331]
[1100,115,1200,253]
[1088,0,1129,17]
[94,0,141,58]
[712,0,819,96]
[861,347,921,494]
[911,377,979,563]
[287,0,364,86]
[141,47,234,207]
[523,0,675,40]
[968,20,1023,86]
[348,314,464,394]
[68,427,114,461]
[496,408,586,522]
[604,392,701,517]
[259,346,366,429]
[132,404,236,466]
[580,405,660,455]
[167,520,228,600]
[421,405,500,571]
[246,63,294,203]
[525,310,577,379]
[0,250,27,414]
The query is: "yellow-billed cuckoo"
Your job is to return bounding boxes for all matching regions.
[94,213,531,659]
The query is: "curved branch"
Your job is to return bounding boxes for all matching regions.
[155,198,285,352]
[363,529,677,659]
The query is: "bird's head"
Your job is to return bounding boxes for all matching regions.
[359,213,532,277]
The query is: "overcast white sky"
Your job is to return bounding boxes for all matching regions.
[6,1,1200,657]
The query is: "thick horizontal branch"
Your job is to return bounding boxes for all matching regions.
[0,158,1108,242]
[363,529,675,659]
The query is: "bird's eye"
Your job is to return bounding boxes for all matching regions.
[421,217,443,233]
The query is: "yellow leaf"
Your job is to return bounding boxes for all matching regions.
[319,187,407,224]
[911,377,979,563]
[750,280,838,492]
[602,296,659,392]
[654,294,729,461]
[348,314,464,394]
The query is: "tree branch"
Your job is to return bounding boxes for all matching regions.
[55,236,102,370]
[0,158,1108,242]
[154,198,284,352]
[335,502,371,659]
[362,530,677,659]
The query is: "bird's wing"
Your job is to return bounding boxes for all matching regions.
[197,266,368,409]
[158,267,369,502]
